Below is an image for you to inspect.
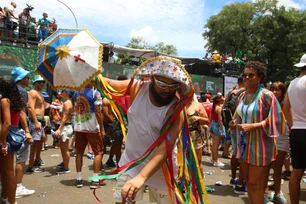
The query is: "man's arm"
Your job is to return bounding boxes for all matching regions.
[95,105,105,136]
[19,110,32,143]
[37,18,41,26]
[122,110,184,199]
[283,92,292,128]
[8,9,18,19]
[102,98,113,123]
[18,11,24,18]
[94,92,105,136]
[28,90,40,130]
[104,78,131,91]
[102,77,142,106]
[54,102,71,136]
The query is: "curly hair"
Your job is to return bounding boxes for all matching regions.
[0,76,23,112]
[244,61,267,83]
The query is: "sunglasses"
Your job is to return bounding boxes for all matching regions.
[36,81,46,84]
[242,73,255,79]
[153,76,179,91]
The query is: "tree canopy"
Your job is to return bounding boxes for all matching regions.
[203,0,306,83]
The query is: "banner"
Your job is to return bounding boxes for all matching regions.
[224,76,238,96]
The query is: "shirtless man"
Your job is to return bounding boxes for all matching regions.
[27,75,47,173]
[103,75,128,168]
[103,97,122,167]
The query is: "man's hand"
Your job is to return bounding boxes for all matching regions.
[189,116,199,123]
[34,122,41,131]
[229,120,236,130]
[25,132,33,144]
[121,175,146,202]
[99,130,106,138]
[54,129,61,137]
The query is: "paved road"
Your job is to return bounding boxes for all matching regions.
[20,143,306,204]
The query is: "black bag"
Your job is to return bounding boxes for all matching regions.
[222,89,245,128]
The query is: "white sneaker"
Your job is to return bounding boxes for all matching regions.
[213,161,225,167]
[15,186,35,198]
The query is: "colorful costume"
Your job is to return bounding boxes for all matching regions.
[236,88,286,166]
[91,56,209,204]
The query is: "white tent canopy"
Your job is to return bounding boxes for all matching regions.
[101,42,212,65]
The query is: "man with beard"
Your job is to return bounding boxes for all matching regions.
[10,67,35,198]
[27,75,47,173]
[102,56,192,204]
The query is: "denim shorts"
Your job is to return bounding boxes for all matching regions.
[210,121,225,136]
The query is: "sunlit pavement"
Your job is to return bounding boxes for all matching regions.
[20,142,305,204]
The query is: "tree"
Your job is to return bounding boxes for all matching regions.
[116,37,178,64]
[126,37,149,49]
[203,1,306,83]
[203,2,256,55]
[250,6,306,82]
[151,42,178,56]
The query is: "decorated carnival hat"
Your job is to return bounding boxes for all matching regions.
[135,56,193,95]
[10,67,30,82]
[33,75,45,84]
[213,50,219,54]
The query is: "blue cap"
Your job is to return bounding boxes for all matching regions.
[10,67,30,82]
[33,75,45,84]
[63,89,74,97]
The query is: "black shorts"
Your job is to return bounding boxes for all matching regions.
[290,129,306,169]
[7,21,17,31]
[103,121,123,145]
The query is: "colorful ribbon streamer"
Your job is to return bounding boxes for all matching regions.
[90,73,209,204]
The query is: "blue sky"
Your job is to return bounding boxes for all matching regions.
[2,0,305,58]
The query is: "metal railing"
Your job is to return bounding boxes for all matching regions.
[0,22,56,47]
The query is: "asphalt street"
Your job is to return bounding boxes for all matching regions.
[19,142,306,204]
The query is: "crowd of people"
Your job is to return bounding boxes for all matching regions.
[0,53,306,204]
[204,50,248,74]
[0,2,57,47]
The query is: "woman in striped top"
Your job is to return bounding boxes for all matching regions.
[230,61,286,204]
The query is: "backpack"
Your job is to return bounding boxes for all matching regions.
[222,89,245,128]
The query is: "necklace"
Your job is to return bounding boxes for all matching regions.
[241,87,261,124]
